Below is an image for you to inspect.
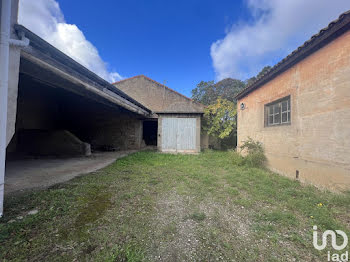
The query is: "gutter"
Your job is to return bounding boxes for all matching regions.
[20,51,150,116]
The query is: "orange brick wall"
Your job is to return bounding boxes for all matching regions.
[237,30,350,191]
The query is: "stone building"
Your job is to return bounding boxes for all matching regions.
[236,11,350,191]
[113,75,205,153]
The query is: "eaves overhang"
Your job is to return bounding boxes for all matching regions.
[14,24,152,116]
[236,10,350,100]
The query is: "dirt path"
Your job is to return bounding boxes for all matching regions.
[151,192,199,261]
[147,191,255,261]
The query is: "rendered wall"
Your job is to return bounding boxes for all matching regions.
[200,132,209,150]
[6,0,21,145]
[237,30,350,191]
[114,76,204,113]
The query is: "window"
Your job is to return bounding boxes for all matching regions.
[265,96,291,126]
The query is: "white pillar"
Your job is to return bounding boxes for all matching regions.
[0,0,12,217]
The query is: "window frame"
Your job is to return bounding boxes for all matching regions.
[264,96,291,127]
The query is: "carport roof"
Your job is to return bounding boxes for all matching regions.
[14,24,151,116]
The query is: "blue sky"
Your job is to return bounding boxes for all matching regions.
[19,0,350,97]
[56,0,250,96]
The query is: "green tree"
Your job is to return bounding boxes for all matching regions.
[215,78,245,102]
[246,76,256,86]
[246,65,272,86]
[191,78,245,105]
[203,98,237,139]
[191,80,216,105]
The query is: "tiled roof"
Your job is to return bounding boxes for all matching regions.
[236,9,350,100]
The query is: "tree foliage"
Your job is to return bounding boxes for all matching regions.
[191,78,243,143]
[191,78,245,105]
[191,67,272,148]
[203,98,237,139]
[246,66,272,86]
[191,80,216,106]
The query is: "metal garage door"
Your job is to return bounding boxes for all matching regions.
[161,118,196,152]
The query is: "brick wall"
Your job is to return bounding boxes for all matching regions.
[237,30,350,191]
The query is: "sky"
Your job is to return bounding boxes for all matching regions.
[18,0,350,97]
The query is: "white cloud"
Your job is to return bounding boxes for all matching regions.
[18,0,122,83]
[211,0,350,80]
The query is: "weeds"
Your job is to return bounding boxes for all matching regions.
[231,137,267,168]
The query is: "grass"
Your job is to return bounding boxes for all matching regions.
[187,212,207,222]
[0,150,349,261]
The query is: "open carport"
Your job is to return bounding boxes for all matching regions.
[3,25,151,200]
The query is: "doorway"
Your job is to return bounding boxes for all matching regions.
[143,120,158,146]
[161,117,197,152]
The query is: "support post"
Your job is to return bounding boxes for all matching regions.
[0,0,12,217]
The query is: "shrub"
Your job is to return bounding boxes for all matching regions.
[237,137,267,168]
[230,150,245,166]
[242,151,267,168]
[240,137,264,154]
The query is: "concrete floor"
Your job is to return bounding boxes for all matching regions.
[4,150,139,195]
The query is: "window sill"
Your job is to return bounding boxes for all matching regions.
[265,122,291,128]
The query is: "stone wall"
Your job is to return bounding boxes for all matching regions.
[237,30,350,191]
[75,113,143,151]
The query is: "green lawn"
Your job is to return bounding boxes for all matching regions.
[0,151,349,261]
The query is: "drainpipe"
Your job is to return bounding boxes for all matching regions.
[0,0,29,217]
